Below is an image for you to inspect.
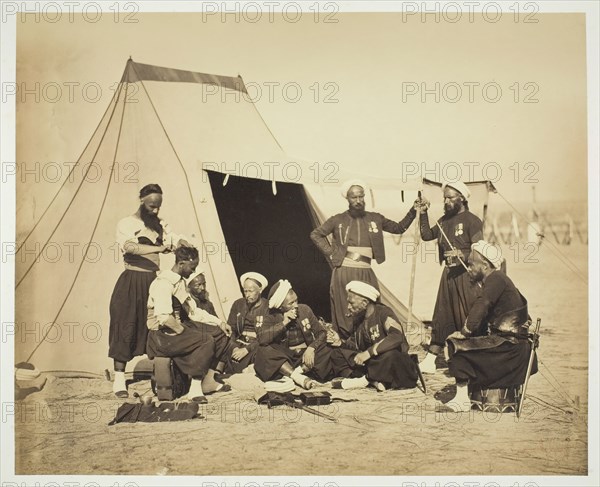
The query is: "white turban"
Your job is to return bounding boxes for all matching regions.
[442,181,471,200]
[341,179,368,198]
[268,279,293,309]
[240,272,268,290]
[186,269,205,284]
[471,240,504,269]
[346,281,380,302]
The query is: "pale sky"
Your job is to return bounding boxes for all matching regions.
[14,10,589,209]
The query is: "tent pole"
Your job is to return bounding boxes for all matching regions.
[407,192,420,346]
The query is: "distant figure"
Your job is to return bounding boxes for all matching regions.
[328,281,418,391]
[310,179,419,339]
[416,181,483,374]
[443,241,537,412]
[254,280,332,389]
[225,272,270,374]
[108,184,190,398]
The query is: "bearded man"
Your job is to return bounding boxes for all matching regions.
[108,184,190,398]
[310,180,419,339]
[443,241,538,412]
[417,181,483,374]
[328,281,418,391]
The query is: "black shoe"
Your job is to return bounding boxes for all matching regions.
[214,373,232,383]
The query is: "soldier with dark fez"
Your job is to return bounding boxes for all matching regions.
[328,281,418,391]
[146,246,232,404]
[225,272,270,374]
[254,280,333,389]
[443,241,538,412]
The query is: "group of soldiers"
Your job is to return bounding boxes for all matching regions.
[108,180,536,409]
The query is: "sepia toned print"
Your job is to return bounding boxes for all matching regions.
[2,3,596,486]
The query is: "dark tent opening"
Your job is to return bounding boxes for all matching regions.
[206,171,332,320]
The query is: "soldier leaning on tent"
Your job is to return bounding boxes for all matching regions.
[108,183,192,398]
[310,179,420,341]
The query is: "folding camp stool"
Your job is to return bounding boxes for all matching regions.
[151,357,191,401]
[469,385,522,414]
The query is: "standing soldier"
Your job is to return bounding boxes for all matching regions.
[311,180,418,339]
[417,181,483,374]
[108,184,190,398]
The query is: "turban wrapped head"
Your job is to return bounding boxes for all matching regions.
[268,279,293,309]
[442,181,471,200]
[471,240,504,269]
[186,269,205,285]
[345,280,380,302]
[240,272,268,290]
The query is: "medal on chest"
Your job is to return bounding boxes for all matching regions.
[368,221,379,233]
[255,315,263,328]
[301,318,311,331]
[455,222,464,237]
[369,325,381,341]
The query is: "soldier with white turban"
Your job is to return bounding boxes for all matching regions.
[187,269,218,316]
[224,272,270,374]
[254,280,332,389]
[417,181,484,374]
[328,281,418,391]
[442,241,537,412]
[310,179,419,340]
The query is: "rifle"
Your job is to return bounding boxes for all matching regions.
[256,391,339,422]
[517,318,541,418]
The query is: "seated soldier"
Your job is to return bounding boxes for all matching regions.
[187,269,218,315]
[444,240,538,412]
[224,272,270,374]
[328,281,418,391]
[146,247,231,403]
[183,270,233,376]
[254,279,332,389]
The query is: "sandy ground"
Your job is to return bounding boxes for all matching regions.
[14,242,589,476]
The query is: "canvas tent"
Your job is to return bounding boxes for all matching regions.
[15,59,493,374]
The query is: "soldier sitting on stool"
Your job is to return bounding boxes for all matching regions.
[146,247,231,404]
[444,240,538,412]
[254,279,333,389]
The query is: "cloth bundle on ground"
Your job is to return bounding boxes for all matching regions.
[108,401,200,425]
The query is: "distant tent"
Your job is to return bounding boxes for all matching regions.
[15,59,494,373]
